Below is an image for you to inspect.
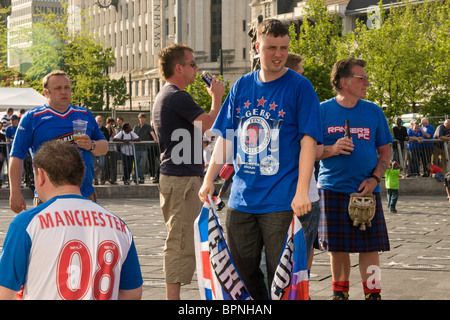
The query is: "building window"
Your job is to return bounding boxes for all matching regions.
[210,0,222,62]
[264,3,271,18]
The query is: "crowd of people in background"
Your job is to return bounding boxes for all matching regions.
[0,109,161,189]
[392,117,449,178]
[89,113,161,186]
[0,106,447,192]
[2,109,448,192]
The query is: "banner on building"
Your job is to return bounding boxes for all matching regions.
[271,214,309,300]
[194,195,252,300]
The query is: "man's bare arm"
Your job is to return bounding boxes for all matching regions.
[9,156,26,213]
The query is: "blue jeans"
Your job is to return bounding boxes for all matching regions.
[92,154,106,182]
[135,149,148,181]
[435,171,444,182]
[299,201,320,261]
[387,189,399,211]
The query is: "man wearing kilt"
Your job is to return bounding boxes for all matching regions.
[317,58,392,300]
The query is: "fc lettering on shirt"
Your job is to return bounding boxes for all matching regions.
[327,126,371,140]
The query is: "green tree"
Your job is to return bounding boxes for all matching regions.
[24,18,66,80]
[106,76,130,110]
[64,37,115,109]
[0,5,18,86]
[288,0,343,101]
[11,4,126,110]
[338,0,450,118]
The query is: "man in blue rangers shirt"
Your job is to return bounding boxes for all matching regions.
[198,19,323,299]
[9,70,108,213]
[317,58,392,300]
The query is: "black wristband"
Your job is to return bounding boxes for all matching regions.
[370,175,380,183]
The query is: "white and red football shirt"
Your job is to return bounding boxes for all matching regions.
[0,195,143,300]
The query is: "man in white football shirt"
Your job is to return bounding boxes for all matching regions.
[0,140,143,300]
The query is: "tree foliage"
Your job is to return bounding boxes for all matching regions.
[0,5,19,86]
[289,0,449,120]
[338,0,450,119]
[63,36,115,110]
[289,0,343,101]
[106,76,129,110]
[5,4,127,110]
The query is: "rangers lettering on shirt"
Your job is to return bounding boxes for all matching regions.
[37,210,127,234]
[327,126,371,140]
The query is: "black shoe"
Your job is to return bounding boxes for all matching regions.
[332,291,349,300]
[365,293,381,300]
[217,201,226,211]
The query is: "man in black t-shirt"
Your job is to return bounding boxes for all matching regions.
[152,43,225,300]
[392,117,408,163]
[433,119,450,171]
[133,113,156,183]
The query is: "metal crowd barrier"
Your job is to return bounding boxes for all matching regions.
[0,141,160,187]
[93,141,160,185]
[3,139,447,186]
[391,139,449,177]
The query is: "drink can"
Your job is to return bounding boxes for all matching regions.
[201,71,213,87]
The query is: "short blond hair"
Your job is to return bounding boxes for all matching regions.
[158,43,194,81]
[42,70,70,90]
[285,53,304,70]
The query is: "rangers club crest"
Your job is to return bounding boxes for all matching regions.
[240,117,271,155]
[236,96,285,176]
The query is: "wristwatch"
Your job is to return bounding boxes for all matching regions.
[370,174,380,183]
[90,141,96,151]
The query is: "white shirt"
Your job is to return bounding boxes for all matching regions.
[114,131,139,155]
[0,195,143,300]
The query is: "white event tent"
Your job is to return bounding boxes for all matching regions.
[0,87,46,110]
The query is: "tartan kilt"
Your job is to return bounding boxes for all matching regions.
[316,189,390,253]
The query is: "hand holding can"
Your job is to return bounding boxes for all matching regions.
[201,71,213,87]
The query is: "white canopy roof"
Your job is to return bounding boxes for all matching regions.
[0,87,47,110]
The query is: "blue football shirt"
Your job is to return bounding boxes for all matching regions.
[318,98,393,194]
[212,69,323,214]
[10,104,106,197]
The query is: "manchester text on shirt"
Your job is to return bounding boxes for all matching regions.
[37,210,127,234]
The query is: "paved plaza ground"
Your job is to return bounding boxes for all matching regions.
[0,189,448,301]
